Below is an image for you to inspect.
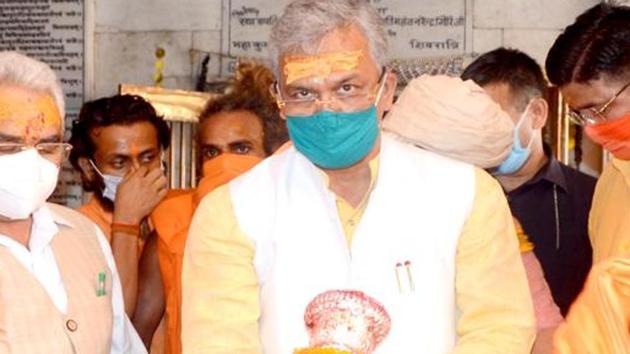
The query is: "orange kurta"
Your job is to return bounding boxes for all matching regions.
[151,154,262,354]
[79,191,186,243]
[78,196,115,243]
[79,196,147,258]
[553,256,630,354]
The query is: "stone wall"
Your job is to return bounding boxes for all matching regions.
[91,0,222,98]
[89,0,608,176]
[90,0,601,99]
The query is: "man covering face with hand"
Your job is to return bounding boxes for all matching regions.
[68,94,171,348]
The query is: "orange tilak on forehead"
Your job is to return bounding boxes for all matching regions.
[283,50,363,85]
[0,93,62,130]
[131,142,139,157]
[25,113,46,141]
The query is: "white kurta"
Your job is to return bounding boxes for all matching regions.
[229,135,476,353]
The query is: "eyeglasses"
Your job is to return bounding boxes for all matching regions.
[568,81,630,126]
[274,69,387,117]
[0,142,73,163]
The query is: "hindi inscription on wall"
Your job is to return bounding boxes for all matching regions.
[220,0,471,74]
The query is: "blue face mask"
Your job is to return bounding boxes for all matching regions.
[89,159,123,202]
[287,105,380,169]
[494,106,534,175]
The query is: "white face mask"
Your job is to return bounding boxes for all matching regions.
[0,149,60,220]
[89,151,167,202]
[89,159,122,202]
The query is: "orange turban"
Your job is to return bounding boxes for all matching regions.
[383,75,514,168]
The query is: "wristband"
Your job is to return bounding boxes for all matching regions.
[111,222,141,236]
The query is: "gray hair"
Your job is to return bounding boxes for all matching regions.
[0,51,65,119]
[269,0,388,76]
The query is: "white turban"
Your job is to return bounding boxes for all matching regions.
[383,75,514,168]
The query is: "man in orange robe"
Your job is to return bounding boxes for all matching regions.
[144,63,289,354]
[71,95,171,249]
[69,94,172,351]
[151,154,262,354]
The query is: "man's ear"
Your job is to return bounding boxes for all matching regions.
[78,157,96,183]
[529,97,549,130]
[279,109,287,121]
[377,70,398,118]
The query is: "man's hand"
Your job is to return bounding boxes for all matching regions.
[113,165,168,225]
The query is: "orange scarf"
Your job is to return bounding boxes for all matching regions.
[193,154,263,205]
[151,153,261,354]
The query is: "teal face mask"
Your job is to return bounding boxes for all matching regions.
[287,106,380,169]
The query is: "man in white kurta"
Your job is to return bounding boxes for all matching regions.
[182,1,536,353]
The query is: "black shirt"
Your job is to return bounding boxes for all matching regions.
[507,147,596,316]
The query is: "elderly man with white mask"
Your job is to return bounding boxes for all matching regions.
[0,51,146,354]
[181,1,535,353]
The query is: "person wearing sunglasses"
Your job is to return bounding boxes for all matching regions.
[0,52,145,353]
[546,4,630,353]
[181,0,534,353]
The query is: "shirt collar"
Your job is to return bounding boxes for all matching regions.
[318,155,380,190]
[31,204,76,252]
[46,204,75,228]
[512,144,568,193]
[0,204,75,253]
